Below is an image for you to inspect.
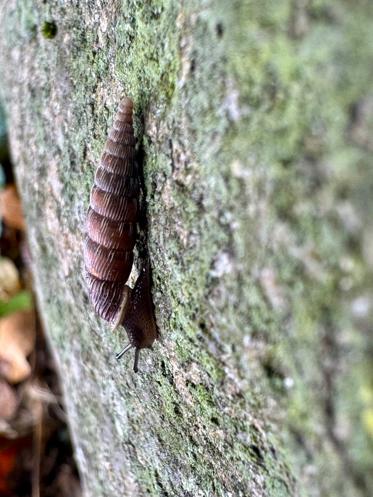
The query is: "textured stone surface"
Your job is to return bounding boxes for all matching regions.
[0,1,372,496]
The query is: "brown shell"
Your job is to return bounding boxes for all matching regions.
[84,97,138,322]
[84,97,158,370]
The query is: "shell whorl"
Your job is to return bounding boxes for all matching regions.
[84,97,138,322]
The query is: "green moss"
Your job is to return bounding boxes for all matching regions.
[1,0,373,495]
[40,20,57,39]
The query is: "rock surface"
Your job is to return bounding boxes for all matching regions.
[0,1,372,495]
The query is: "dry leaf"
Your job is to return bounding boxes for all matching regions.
[0,380,17,420]
[0,442,18,496]
[0,185,25,230]
[0,310,36,383]
[0,258,21,301]
[0,435,33,496]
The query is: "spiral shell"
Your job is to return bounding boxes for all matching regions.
[83,97,158,371]
[84,97,138,322]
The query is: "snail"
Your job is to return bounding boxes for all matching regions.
[83,97,158,372]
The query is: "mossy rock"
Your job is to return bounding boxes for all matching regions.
[0,1,372,495]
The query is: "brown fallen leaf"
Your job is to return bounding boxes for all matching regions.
[0,435,33,496]
[0,258,21,301]
[0,185,25,230]
[0,310,36,383]
[0,380,18,420]
[0,440,18,496]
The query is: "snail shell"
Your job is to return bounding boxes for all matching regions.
[84,97,157,371]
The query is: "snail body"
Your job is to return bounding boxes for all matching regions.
[84,97,157,372]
